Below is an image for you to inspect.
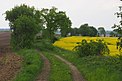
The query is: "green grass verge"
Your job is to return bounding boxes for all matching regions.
[55,49,122,81]
[43,51,73,81]
[34,39,122,81]
[13,49,43,81]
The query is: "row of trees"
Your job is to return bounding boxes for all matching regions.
[5,4,72,49]
[70,24,106,37]
[40,7,72,40]
[5,4,111,50]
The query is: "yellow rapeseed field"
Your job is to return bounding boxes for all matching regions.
[53,36,120,56]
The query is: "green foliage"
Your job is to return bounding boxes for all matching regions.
[79,56,122,81]
[116,38,122,58]
[5,4,41,50]
[56,11,72,37]
[89,26,98,36]
[112,6,122,35]
[70,28,79,36]
[43,52,73,81]
[13,49,43,81]
[109,31,117,37]
[98,27,106,37]
[5,4,42,28]
[11,16,40,50]
[113,6,122,57]
[116,38,122,51]
[74,39,109,57]
[79,24,98,36]
[41,7,72,42]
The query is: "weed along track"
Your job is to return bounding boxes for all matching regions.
[36,53,51,81]
[54,55,86,81]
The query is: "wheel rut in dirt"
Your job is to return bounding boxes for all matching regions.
[36,53,51,81]
[54,55,86,81]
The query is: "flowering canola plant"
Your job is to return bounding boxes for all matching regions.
[53,36,119,56]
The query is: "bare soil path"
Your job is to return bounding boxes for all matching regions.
[36,53,51,81]
[0,53,22,81]
[0,32,23,81]
[54,55,86,81]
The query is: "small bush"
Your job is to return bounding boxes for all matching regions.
[74,39,109,57]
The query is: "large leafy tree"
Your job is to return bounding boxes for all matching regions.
[41,7,57,41]
[5,4,41,50]
[70,28,79,36]
[89,26,98,36]
[79,24,90,36]
[79,24,98,36]
[40,7,72,42]
[98,27,106,37]
[56,11,72,37]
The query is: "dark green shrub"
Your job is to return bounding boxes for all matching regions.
[11,16,40,50]
[74,39,109,57]
[5,4,41,50]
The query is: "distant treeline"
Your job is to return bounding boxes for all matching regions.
[0,28,10,32]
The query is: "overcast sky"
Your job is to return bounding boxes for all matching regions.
[0,0,122,30]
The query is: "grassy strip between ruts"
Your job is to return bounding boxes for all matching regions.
[13,49,43,81]
[55,49,122,81]
[43,51,73,81]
